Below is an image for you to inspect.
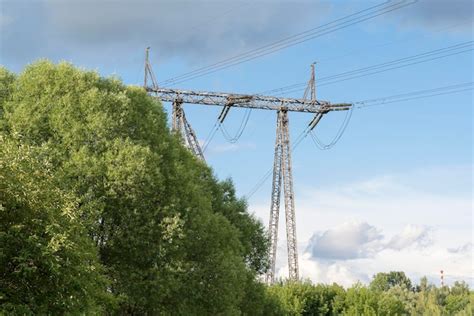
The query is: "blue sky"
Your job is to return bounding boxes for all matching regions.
[1,0,472,286]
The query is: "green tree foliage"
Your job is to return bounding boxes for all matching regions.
[0,138,112,314]
[369,271,413,291]
[0,61,268,314]
[265,281,346,315]
[0,68,15,131]
[264,277,472,316]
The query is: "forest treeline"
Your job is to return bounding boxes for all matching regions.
[0,62,472,315]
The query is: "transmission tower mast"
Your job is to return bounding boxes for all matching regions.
[265,64,320,283]
[143,49,352,283]
[266,109,299,283]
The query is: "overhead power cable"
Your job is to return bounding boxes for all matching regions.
[309,105,354,150]
[261,41,473,96]
[220,108,253,143]
[316,19,473,64]
[202,121,220,153]
[355,82,473,108]
[159,0,417,87]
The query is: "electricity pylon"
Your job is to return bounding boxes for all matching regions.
[143,49,352,283]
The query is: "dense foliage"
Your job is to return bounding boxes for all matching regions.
[0,62,268,315]
[266,275,473,315]
[0,62,471,315]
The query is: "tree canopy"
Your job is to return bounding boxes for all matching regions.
[0,61,268,314]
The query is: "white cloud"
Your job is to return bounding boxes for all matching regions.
[304,222,433,261]
[305,221,384,260]
[276,224,472,287]
[386,224,433,251]
[251,165,472,286]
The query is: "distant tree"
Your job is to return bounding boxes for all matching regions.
[343,284,378,316]
[369,271,413,292]
[264,281,346,316]
[415,276,431,292]
[445,281,471,315]
[343,283,408,316]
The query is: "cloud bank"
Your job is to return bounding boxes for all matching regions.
[1,0,331,66]
[305,221,432,260]
[2,0,471,70]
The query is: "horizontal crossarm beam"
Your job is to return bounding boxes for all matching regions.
[147,87,351,113]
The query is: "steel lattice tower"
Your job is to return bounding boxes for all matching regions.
[143,49,351,283]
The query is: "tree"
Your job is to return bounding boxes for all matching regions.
[343,284,378,316]
[264,281,346,316]
[445,281,471,315]
[209,179,269,274]
[0,138,113,314]
[369,271,413,292]
[0,67,15,132]
[343,283,408,316]
[1,61,269,314]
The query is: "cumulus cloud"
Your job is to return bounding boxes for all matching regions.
[305,221,383,260]
[386,224,433,250]
[277,222,471,287]
[305,221,433,261]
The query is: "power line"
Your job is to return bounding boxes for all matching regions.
[276,48,472,96]
[159,0,395,85]
[202,122,220,152]
[220,108,253,143]
[156,1,421,151]
[159,0,418,87]
[309,105,354,150]
[355,82,473,108]
[262,41,473,96]
[316,19,473,64]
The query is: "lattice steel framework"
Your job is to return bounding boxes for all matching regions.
[144,49,352,283]
[266,109,299,283]
[171,99,205,161]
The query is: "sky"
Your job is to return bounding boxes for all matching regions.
[1,0,473,287]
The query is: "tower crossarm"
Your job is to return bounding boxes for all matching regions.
[147,87,351,113]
